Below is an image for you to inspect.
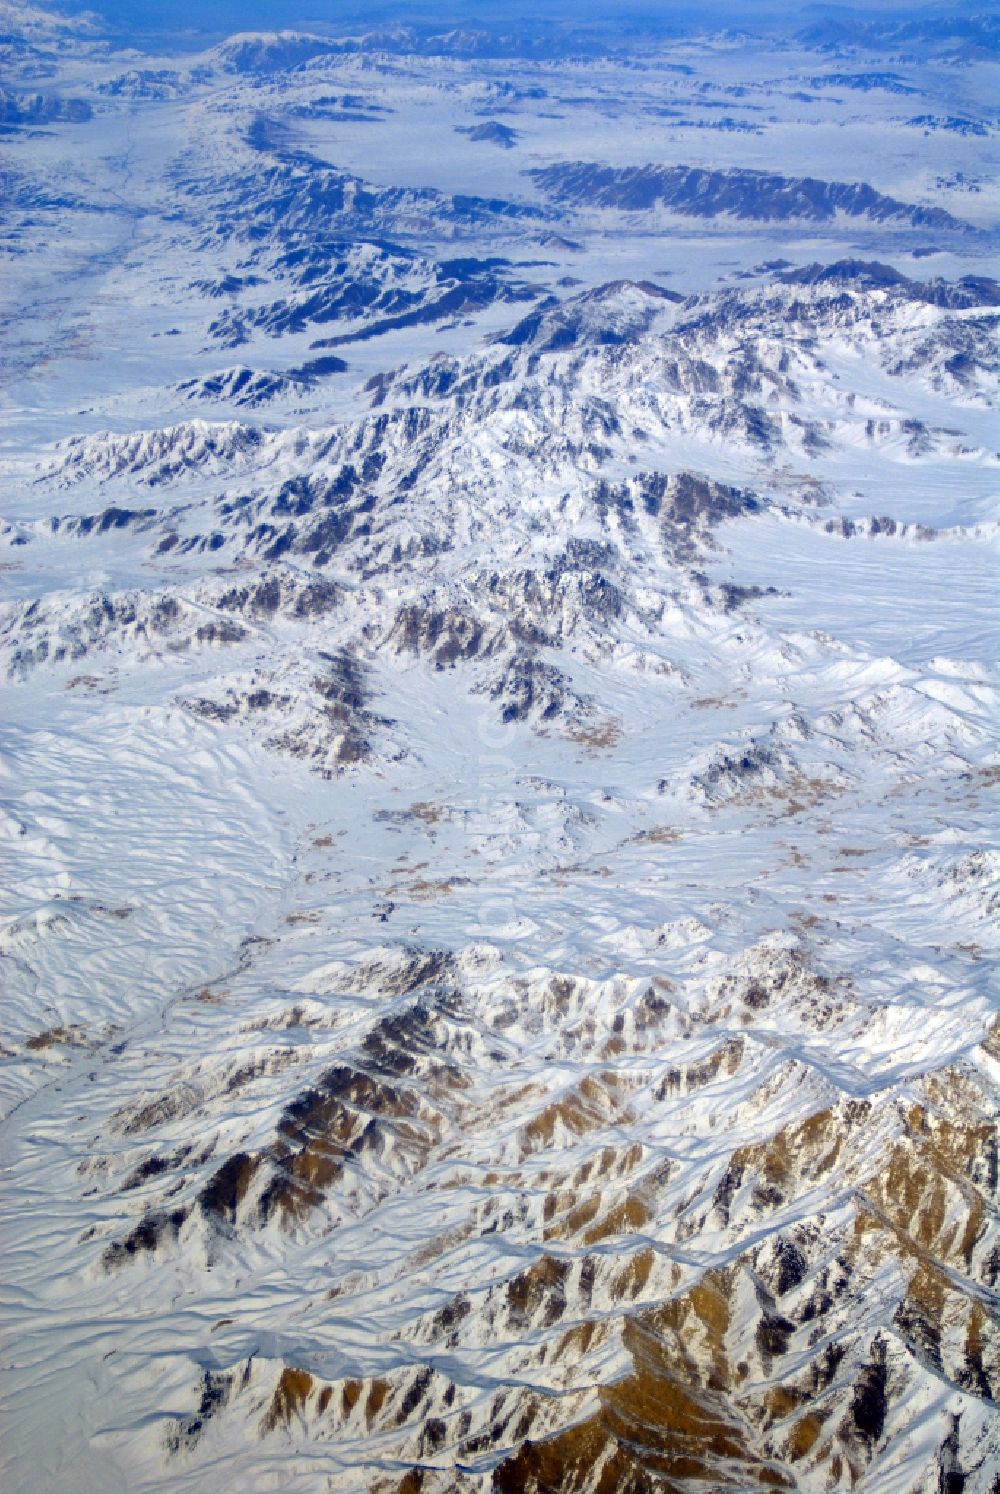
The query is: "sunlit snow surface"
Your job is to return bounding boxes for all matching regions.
[1,4,998,1491]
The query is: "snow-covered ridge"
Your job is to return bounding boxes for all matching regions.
[28,268,998,500]
[46,420,268,486]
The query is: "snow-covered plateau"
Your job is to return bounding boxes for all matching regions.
[0,2,997,1490]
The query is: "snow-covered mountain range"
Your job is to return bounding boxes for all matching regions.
[1,2,997,1490]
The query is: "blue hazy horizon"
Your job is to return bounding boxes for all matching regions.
[44,0,970,40]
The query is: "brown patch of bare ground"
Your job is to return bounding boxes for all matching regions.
[25,1024,88,1051]
[565,717,622,751]
[260,1367,314,1433]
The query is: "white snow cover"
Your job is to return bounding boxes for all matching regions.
[0,2,997,1490]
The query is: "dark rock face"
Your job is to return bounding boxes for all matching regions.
[797,12,1000,56]
[844,1337,888,1446]
[0,89,92,125]
[499,280,680,352]
[204,239,539,348]
[457,120,519,149]
[529,162,967,230]
[102,1206,188,1268]
[176,358,347,407]
[781,260,1000,308]
[389,605,492,668]
[489,653,571,724]
[198,1152,260,1227]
